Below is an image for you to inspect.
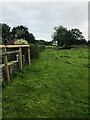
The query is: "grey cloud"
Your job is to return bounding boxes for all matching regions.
[1,2,88,40]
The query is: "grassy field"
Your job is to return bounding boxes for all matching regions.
[2,47,88,118]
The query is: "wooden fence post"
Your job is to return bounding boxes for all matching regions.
[28,46,30,65]
[19,47,22,69]
[4,47,10,82]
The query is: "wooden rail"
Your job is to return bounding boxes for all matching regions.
[0,61,18,69]
[2,50,20,56]
[0,45,31,82]
[0,45,30,48]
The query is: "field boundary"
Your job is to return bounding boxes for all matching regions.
[0,45,30,82]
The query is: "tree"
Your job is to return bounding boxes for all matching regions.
[1,23,11,44]
[28,33,35,44]
[52,25,87,46]
[35,40,46,45]
[11,25,28,39]
[11,25,35,44]
[70,28,87,44]
[52,26,73,46]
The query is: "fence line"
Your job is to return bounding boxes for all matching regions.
[0,45,30,82]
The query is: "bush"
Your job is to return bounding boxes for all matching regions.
[38,45,45,52]
[30,44,45,58]
[15,39,29,45]
[30,44,39,58]
[72,44,88,49]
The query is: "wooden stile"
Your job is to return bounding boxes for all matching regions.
[2,50,19,56]
[4,47,10,82]
[19,47,23,69]
[28,47,30,65]
[0,44,31,82]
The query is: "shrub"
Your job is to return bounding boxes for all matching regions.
[15,39,29,45]
[38,45,45,52]
[30,44,39,58]
[30,44,45,59]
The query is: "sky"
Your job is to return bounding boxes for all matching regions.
[0,1,88,41]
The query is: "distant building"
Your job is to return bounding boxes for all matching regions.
[52,41,58,46]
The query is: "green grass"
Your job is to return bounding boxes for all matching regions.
[2,47,88,118]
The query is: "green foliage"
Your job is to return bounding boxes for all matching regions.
[0,23,36,44]
[38,45,45,52]
[71,28,87,45]
[15,39,29,45]
[72,44,88,49]
[11,25,35,44]
[52,25,87,46]
[52,26,73,46]
[1,23,11,44]
[28,33,36,44]
[30,44,45,58]
[36,40,52,46]
[35,40,46,45]
[11,25,28,40]
[2,48,88,118]
[30,44,39,58]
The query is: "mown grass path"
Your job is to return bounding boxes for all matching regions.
[2,48,88,118]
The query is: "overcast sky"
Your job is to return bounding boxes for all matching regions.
[1,2,88,41]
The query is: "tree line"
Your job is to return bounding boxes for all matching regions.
[0,23,35,45]
[0,23,52,45]
[0,23,88,46]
